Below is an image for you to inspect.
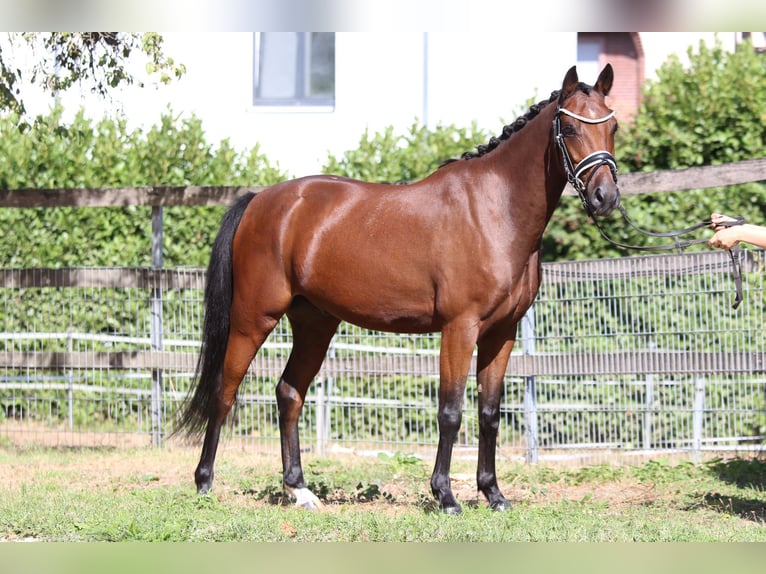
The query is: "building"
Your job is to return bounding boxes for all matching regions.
[14,32,755,178]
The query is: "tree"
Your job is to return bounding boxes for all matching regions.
[0,33,185,117]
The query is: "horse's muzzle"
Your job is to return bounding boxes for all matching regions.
[588,179,620,216]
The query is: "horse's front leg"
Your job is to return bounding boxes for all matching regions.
[431,319,479,514]
[476,330,515,511]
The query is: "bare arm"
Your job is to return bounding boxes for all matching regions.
[709,213,766,250]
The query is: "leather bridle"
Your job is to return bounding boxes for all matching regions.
[553,106,618,214]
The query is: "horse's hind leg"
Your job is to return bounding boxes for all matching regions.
[277,297,340,510]
[475,329,515,511]
[431,319,480,514]
[195,319,277,493]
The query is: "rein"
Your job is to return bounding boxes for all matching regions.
[554,106,746,309]
[597,208,746,310]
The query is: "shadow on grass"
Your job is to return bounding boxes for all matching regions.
[687,457,766,523]
[698,492,766,523]
[705,457,766,489]
[237,480,441,512]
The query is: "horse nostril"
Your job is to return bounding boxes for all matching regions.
[593,187,604,206]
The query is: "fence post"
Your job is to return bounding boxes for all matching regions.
[150,206,164,448]
[692,376,706,463]
[643,339,656,451]
[67,328,74,430]
[521,306,539,464]
[315,344,335,456]
[315,378,325,456]
[323,349,334,454]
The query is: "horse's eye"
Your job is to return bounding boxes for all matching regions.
[562,125,577,137]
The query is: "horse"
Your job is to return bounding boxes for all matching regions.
[178,64,621,514]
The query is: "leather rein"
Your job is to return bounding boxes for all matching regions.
[553,106,746,309]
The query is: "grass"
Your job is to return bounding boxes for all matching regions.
[1,446,765,542]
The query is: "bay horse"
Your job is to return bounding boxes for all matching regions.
[179,65,620,514]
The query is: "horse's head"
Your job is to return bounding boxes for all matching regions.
[554,64,620,217]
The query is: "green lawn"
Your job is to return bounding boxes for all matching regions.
[1,446,765,542]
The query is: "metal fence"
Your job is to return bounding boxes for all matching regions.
[1,249,765,462]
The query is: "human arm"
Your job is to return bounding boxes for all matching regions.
[708,213,766,250]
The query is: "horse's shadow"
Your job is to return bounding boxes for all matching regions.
[689,458,766,523]
[698,492,766,522]
[706,457,766,489]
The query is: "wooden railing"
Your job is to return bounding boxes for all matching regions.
[1,157,764,207]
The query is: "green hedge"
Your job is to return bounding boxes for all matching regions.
[0,106,287,267]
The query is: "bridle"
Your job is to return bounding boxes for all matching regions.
[553,105,746,309]
[553,105,618,210]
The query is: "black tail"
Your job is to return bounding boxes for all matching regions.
[175,192,256,437]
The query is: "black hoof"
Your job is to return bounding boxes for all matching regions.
[195,468,213,494]
[490,499,511,512]
[195,477,213,494]
[441,504,462,515]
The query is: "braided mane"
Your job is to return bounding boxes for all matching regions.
[442,83,592,166]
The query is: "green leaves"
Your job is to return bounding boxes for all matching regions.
[1,33,185,118]
[0,105,287,267]
[323,120,490,183]
[141,33,186,86]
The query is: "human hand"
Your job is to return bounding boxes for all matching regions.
[709,227,741,250]
[710,213,740,232]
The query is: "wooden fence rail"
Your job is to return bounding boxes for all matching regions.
[0,249,750,289]
[0,158,764,208]
[2,347,764,377]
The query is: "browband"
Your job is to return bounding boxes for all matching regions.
[557,108,615,124]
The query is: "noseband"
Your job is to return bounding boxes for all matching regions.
[553,106,617,214]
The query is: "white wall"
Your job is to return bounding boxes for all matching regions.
[423,32,577,130]
[640,32,727,81]
[6,32,726,179]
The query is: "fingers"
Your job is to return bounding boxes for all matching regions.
[710,213,738,231]
[708,236,724,249]
[708,229,740,250]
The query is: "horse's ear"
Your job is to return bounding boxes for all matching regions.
[559,66,579,103]
[594,64,614,96]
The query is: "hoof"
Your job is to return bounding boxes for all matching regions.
[196,483,212,494]
[195,468,213,494]
[297,500,323,511]
[286,485,324,511]
[490,499,511,512]
[440,503,462,515]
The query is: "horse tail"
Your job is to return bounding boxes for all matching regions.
[175,192,256,438]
